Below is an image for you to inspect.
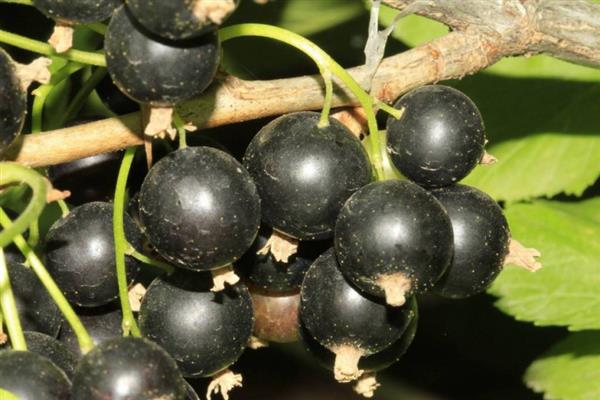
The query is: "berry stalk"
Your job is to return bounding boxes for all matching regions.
[113,146,141,337]
[0,248,27,350]
[0,208,94,353]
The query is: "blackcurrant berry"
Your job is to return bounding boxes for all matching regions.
[236,225,329,292]
[243,111,372,240]
[431,184,510,298]
[139,270,253,378]
[96,73,139,115]
[0,48,26,153]
[0,331,77,379]
[335,180,453,306]
[300,249,415,382]
[139,146,260,271]
[0,350,71,400]
[32,0,121,23]
[58,305,122,358]
[126,0,239,41]
[44,202,142,307]
[301,297,417,373]
[105,6,220,106]
[71,337,188,400]
[8,261,62,337]
[251,288,300,343]
[386,85,485,188]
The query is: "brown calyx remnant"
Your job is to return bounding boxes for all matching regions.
[247,335,269,350]
[377,272,412,307]
[15,57,52,91]
[353,372,381,398]
[193,0,236,25]
[128,283,147,312]
[480,150,498,165]
[48,24,74,54]
[256,230,299,263]
[144,107,174,139]
[44,178,71,203]
[206,369,243,400]
[333,345,364,383]
[332,107,368,139]
[210,265,240,292]
[504,238,542,272]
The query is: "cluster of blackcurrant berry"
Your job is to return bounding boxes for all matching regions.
[0,1,542,400]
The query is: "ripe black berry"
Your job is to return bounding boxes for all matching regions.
[32,0,121,23]
[45,202,142,307]
[251,288,300,343]
[126,0,239,41]
[1,331,77,379]
[431,184,510,298]
[71,337,188,400]
[236,225,329,292]
[335,180,453,306]
[58,305,122,357]
[0,350,71,400]
[386,85,485,188]
[139,146,260,271]
[0,48,26,153]
[300,249,415,382]
[243,112,372,240]
[105,6,220,106]
[8,261,62,337]
[139,270,253,377]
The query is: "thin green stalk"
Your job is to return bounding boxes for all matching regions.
[84,22,107,35]
[59,67,108,126]
[0,208,94,353]
[0,0,32,5]
[113,147,141,337]
[57,200,70,217]
[0,164,46,248]
[125,245,174,274]
[173,112,187,149]
[27,220,39,248]
[0,28,106,66]
[0,248,26,351]
[318,70,334,128]
[219,24,387,179]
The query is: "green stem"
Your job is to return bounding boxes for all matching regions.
[318,70,333,128]
[0,28,106,66]
[125,245,174,274]
[173,112,187,149]
[0,164,46,248]
[57,200,70,217]
[0,0,32,4]
[113,147,141,337]
[27,220,39,248]
[0,209,94,353]
[59,67,107,126]
[0,248,27,351]
[84,22,107,36]
[219,23,385,179]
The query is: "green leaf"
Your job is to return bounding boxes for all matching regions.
[457,77,600,202]
[379,5,448,47]
[487,56,600,82]
[278,0,364,36]
[0,389,19,400]
[525,332,600,400]
[489,198,600,331]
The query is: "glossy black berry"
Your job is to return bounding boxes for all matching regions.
[58,305,122,357]
[243,112,372,240]
[251,288,300,343]
[335,180,453,305]
[1,331,77,379]
[300,249,414,381]
[139,146,260,271]
[32,0,121,23]
[0,350,71,400]
[71,337,188,400]
[0,48,26,153]
[45,202,142,307]
[386,85,485,188]
[126,0,239,40]
[139,270,253,377]
[105,6,220,106]
[431,184,510,298]
[302,297,418,373]
[236,225,330,292]
[8,262,62,337]
[96,73,139,115]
